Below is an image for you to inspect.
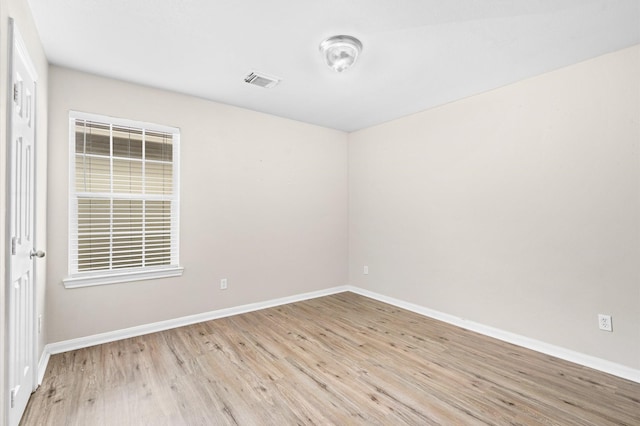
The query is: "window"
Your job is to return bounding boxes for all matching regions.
[64,112,182,288]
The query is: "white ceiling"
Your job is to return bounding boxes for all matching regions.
[27,0,640,132]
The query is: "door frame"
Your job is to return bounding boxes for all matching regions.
[4,17,40,426]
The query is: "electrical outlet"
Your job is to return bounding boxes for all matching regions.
[220,278,228,290]
[363,265,369,275]
[598,314,612,332]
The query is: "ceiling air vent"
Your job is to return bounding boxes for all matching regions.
[244,71,280,89]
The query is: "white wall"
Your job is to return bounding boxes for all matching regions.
[349,45,640,369]
[47,66,348,342]
[0,0,48,421]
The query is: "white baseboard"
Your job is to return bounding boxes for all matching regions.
[37,348,50,385]
[39,284,639,385]
[345,286,640,384]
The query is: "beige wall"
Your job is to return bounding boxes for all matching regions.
[1,0,48,421]
[47,66,348,342]
[349,45,640,369]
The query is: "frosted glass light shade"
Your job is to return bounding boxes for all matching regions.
[319,35,363,73]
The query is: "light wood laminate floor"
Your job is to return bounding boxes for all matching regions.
[21,292,640,425]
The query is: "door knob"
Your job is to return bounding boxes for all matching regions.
[30,249,45,259]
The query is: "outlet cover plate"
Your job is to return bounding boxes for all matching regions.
[598,314,612,332]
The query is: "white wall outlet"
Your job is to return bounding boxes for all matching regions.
[220,278,228,290]
[363,265,369,275]
[598,314,612,332]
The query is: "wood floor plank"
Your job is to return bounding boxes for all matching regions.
[20,292,640,425]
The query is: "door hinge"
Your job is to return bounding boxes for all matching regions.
[11,237,17,255]
[13,83,18,102]
[10,387,17,408]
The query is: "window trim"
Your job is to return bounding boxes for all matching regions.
[64,111,182,288]
[63,265,184,288]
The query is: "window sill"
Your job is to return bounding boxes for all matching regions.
[63,266,184,288]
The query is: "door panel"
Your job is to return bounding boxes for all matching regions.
[8,20,38,426]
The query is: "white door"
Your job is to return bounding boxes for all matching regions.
[7,20,41,426]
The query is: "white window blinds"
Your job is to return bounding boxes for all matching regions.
[67,112,181,287]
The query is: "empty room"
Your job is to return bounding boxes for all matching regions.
[1,0,639,425]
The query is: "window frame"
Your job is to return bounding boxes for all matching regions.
[64,111,183,288]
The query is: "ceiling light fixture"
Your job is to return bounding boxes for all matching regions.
[319,35,363,73]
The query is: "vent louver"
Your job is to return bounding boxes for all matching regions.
[244,72,280,89]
